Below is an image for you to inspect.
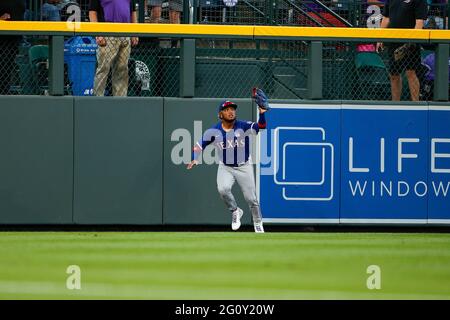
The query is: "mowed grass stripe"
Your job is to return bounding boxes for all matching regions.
[1,280,449,300]
[0,232,449,299]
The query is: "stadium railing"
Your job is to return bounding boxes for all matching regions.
[0,22,448,101]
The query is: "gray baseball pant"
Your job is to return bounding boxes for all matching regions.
[216,162,262,224]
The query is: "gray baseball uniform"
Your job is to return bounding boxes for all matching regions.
[191,101,267,224]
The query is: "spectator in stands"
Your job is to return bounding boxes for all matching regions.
[420,52,450,100]
[145,0,182,47]
[0,0,26,95]
[89,0,139,96]
[146,0,182,24]
[425,0,447,29]
[376,0,428,101]
[42,0,62,21]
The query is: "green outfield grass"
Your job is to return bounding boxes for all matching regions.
[0,231,449,299]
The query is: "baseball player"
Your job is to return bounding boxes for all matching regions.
[187,89,270,233]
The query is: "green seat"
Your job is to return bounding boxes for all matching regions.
[28,45,49,95]
[354,52,391,100]
[355,52,386,70]
[29,45,49,63]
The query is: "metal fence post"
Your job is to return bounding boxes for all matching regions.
[266,0,273,25]
[191,0,198,24]
[447,3,450,29]
[180,39,196,98]
[433,43,449,102]
[137,0,145,23]
[49,35,65,96]
[308,41,323,100]
[33,0,40,21]
[183,0,190,24]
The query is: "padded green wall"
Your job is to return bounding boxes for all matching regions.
[73,97,164,224]
[0,96,73,224]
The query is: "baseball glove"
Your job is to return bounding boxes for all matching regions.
[393,43,415,62]
[253,88,270,110]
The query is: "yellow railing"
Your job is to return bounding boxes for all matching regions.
[0,21,449,41]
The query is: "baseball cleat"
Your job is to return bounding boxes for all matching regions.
[231,207,244,231]
[254,221,265,233]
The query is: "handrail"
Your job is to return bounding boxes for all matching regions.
[0,22,448,42]
[306,0,353,27]
[239,0,272,24]
[281,0,328,27]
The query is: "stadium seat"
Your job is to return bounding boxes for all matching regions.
[354,52,390,100]
[28,45,49,95]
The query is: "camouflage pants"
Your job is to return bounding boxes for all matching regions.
[93,37,131,96]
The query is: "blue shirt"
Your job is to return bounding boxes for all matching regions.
[192,113,266,166]
[42,3,61,21]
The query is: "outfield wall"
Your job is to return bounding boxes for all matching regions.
[0,96,449,225]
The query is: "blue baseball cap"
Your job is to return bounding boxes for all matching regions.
[217,100,238,113]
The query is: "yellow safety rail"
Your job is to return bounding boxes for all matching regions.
[0,21,449,41]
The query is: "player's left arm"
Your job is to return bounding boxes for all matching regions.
[243,108,267,134]
[247,87,269,133]
[256,107,267,130]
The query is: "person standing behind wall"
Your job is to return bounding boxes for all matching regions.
[89,0,139,96]
[145,0,182,48]
[146,0,182,24]
[0,0,25,95]
[42,0,62,21]
[376,0,428,101]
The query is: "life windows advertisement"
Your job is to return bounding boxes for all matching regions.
[258,104,450,225]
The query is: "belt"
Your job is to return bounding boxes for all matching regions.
[224,161,248,168]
